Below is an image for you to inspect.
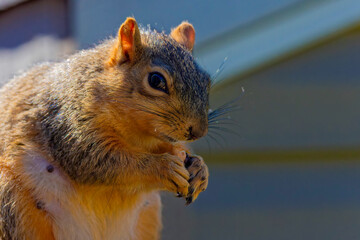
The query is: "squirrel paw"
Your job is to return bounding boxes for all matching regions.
[160,154,190,197]
[183,154,209,205]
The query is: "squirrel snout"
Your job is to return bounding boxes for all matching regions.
[186,124,208,141]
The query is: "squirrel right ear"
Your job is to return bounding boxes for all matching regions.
[170,22,196,52]
[107,17,142,67]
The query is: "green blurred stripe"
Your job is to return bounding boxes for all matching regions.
[199,147,360,164]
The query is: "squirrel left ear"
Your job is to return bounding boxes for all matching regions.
[107,17,142,67]
[170,21,195,51]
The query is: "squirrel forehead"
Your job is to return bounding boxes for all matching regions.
[142,30,210,90]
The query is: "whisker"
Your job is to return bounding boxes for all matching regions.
[204,137,212,154]
[133,103,175,121]
[206,133,224,149]
[211,94,243,111]
[208,117,234,124]
[91,98,183,138]
[164,101,186,124]
[107,98,177,123]
[207,129,228,145]
[211,56,228,88]
[209,106,241,118]
[141,100,184,124]
[208,93,244,119]
[137,107,172,121]
[209,121,241,128]
[133,104,180,124]
[209,106,240,117]
[167,127,178,136]
[208,125,242,138]
[208,107,241,121]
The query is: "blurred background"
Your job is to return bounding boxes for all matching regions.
[1,0,360,239]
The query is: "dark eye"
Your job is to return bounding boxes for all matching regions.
[148,72,168,94]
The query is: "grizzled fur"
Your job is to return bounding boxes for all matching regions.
[0,18,210,239]
[31,30,210,184]
[143,31,210,116]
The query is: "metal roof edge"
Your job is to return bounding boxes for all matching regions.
[195,0,360,87]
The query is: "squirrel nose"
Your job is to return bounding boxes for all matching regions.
[186,124,208,141]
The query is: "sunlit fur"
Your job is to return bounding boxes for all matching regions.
[0,18,210,239]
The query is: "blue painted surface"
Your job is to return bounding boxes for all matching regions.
[192,28,360,151]
[196,0,360,82]
[70,0,302,49]
[193,163,360,212]
[0,0,68,49]
[162,162,360,240]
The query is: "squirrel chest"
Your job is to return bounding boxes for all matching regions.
[21,151,155,240]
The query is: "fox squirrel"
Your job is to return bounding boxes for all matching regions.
[0,17,210,239]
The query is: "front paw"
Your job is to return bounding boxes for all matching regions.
[184,154,209,205]
[159,154,190,197]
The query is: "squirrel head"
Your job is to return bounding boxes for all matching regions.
[98,18,210,146]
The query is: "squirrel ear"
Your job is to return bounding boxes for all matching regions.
[170,22,195,51]
[107,17,142,67]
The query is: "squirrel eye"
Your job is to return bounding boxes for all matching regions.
[148,72,168,94]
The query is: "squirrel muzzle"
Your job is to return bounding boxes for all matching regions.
[185,121,208,141]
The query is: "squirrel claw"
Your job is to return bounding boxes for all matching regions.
[185,196,193,205]
[184,154,194,168]
[184,154,209,204]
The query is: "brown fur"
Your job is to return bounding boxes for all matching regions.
[0,17,210,239]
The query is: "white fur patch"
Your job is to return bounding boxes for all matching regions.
[21,152,152,240]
